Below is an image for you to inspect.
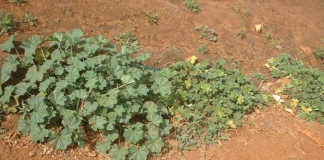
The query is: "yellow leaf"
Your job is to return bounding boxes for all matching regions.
[226,119,236,128]
[290,99,299,108]
[301,106,312,113]
[187,56,198,64]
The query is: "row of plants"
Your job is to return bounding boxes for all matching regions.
[265,54,324,123]
[0,29,271,160]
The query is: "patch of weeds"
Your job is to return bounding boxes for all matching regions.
[10,0,26,6]
[163,58,268,151]
[0,10,16,35]
[197,43,208,54]
[184,0,200,13]
[145,12,158,24]
[253,72,268,82]
[265,54,324,124]
[237,29,245,39]
[115,31,141,53]
[266,31,273,40]
[195,25,217,42]
[244,9,251,17]
[172,47,182,54]
[271,39,282,49]
[24,13,37,26]
[313,46,324,60]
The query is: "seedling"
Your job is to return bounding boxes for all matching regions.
[253,72,268,82]
[266,31,273,40]
[184,0,201,13]
[197,43,208,54]
[245,9,251,17]
[114,31,141,53]
[313,46,324,60]
[237,29,245,39]
[10,0,26,6]
[0,11,15,35]
[145,12,158,24]
[232,6,241,12]
[195,25,217,42]
[24,13,37,26]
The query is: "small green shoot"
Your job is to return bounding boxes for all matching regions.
[197,43,208,54]
[195,25,217,42]
[145,12,158,24]
[253,72,268,82]
[232,6,241,12]
[313,46,324,60]
[245,9,251,17]
[237,29,245,39]
[184,0,201,13]
[0,10,15,35]
[266,31,273,40]
[115,31,141,53]
[24,13,37,26]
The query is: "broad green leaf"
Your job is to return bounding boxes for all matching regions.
[24,65,43,83]
[27,95,45,110]
[121,75,135,84]
[129,147,149,160]
[81,101,98,116]
[39,77,56,92]
[61,109,82,130]
[152,76,171,96]
[146,112,163,126]
[17,117,31,135]
[145,137,164,153]
[30,109,49,124]
[137,84,149,96]
[89,115,107,131]
[135,53,151,62]
[0,34,16,52]
[20,35,42,57]
[65,29,83,46]
[0,85,15,104]
[1,55,19,84]
[123,123,144,144]
[109,146,128,160]
[50,128,73,150]
[29,124,50,143]
[15,82,32,97]
[96,133,118,153]
[49,90,66,106]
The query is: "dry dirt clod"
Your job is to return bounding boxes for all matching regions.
[255,24,262,33]
[29,152,36,157]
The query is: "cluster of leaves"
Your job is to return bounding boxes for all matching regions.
[10,0,27,6]
[0,29,173,160]
[266,54,324,123]
[0,10,16,35]
[145,12,158,24]
[195,25,217,42]
[252,72,268,82]
[197,43,208,54]
[115,31,141,54]
[162,58,268,151]
[184,0,200,13]
[24,13,37,26]
[313,46,324,60]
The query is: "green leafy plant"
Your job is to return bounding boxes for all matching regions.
[115,31,141,53]
[10,0,26,6]
[265,54,324,123]
[237,29,245,39]
[0,10,16,35]
[244,9,251,17]
[24,13,37,26]
[253,72,268,82]
[313,46,324,60]
[0,29,173,160]
[197,43,208,54]
[163,58,268,151]
[145,12,158,24]
[195,25,217,42]
[184,0,200,13]
[232,6,241,12]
